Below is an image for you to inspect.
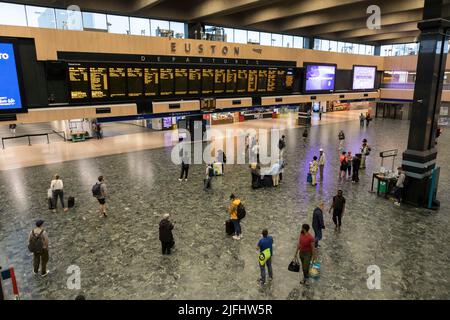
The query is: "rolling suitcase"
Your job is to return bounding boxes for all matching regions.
[48,197,54,210]
[225,219,234,235]
[68,196,75,208]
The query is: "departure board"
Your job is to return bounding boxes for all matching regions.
[160,68,174,96]
[188,68,202,94]
[276,69,287,92]
[174,68,188,95]
[237,69,248,93]
[285,69,294,89]
[248,69,258,93]
[226,69,237,93]
[267,68,277,92]
[214,68,226,93]
[257,69,268,92]
[127,67,143,97]
[144,68,159,96]
[109,67,127,98]
[202,68,214,94]
[68,65,89,100]
[90,67,108,99]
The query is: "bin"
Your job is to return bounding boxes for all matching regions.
[378,180,387,193]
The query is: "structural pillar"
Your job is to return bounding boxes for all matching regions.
[402,0,450,207]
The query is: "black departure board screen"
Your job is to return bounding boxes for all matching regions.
[160,68,174,96]
[189,68,202,94]
[257,69,268,92]
[68,64,89,100]
[127,67,143,97]
[109,67,127,98]
[144,68,159,96]
[214,68,226,93]
[248,69,258,93]
[202,68,214,94]
[285,69,294,90]
[90,67,108,99]
[174,68,188,95]
[237,69,248,93]
[226,69,237,93]
[276,69,287,92]
[267,68,277,92]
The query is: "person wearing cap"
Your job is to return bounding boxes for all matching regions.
[318,149,325,181]
[28,220,50,277]
[309,156,319,186]
[159,214,175,255]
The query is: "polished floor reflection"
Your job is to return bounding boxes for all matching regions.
[0,114,449,300]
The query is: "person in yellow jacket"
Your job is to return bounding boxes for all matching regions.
[229,194,242,240]
[309,156,319,186]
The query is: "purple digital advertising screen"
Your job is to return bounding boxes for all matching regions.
[352,65,376,90]
[304,64,336,92]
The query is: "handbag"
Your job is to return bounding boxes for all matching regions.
[307,173,312,183]
[288,258,300,272]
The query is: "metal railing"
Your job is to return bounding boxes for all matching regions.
[1,131,67,149]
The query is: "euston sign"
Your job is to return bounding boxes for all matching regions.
[170,42,240,56]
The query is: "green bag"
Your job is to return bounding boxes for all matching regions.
[258,248,271,266]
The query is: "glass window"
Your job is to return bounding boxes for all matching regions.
[26,5,56,28]
[0,2,27,26]
[358,44,366,55]
[107,15,130,34]
[293,36,303,49]
[405,43,418,55]
[271,33,282,47]
[345,43,354,53]
[82,12,107,30]
[151,19,170,36]
[260,32,271,46]
[283,35,293,48]
[329,40,338,52]
[366,45,374,55]
[130,17,150,36]
[393,44,406,56]
[223,28,234,42]
[380,45,392,56]
[247,30,260,44]
[55,8,83,30]
[234,29,247,44]
[338,41,345,53]
[313,39,321,50]
[321,39,330,51]
[170,21,185,38]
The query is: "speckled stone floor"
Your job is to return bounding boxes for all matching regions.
[0,118,449,300]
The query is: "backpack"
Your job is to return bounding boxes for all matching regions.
[28,230,45,254]
[92,182,102,197]
[237,202,246,220]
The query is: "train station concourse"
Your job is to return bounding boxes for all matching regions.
[0,0,449,305]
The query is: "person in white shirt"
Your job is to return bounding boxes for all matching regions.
[50,174,68,213]
[310,157,319,186]
[394,167,406,206]
[318,149,325,181]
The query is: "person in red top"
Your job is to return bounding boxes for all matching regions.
[295,224,316,285]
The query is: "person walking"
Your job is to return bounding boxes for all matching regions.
[365,113,372,127]
[270,160,282,187]
[250,162,261,189]
[352,153,361,183]
[28,220,50,277]
[278,135,286,159]
[339,152,348,180]
[203,163,213,191]
[92,176,107,217]
[229,194,242,240]
[310,156,319,186]
[338,130,345,152]
[346,151,353,180]
[159,213,175,255]
[50,174,68,213]
[278,158,286,183]
[329,190,346,231]
[360,139,371,169]
[91,121,98,139]
[319,107,323,121]
[9,123,17,135]
[257,229,273,285]
[318,149,325,181]
[359,113,365,127]
[218,149,226,175]
[312,203,325,248]
[179,151,190,181]
[96,122,103,139]
[394,167,406,206]
[295,224,316,285]
[302,129,308,146]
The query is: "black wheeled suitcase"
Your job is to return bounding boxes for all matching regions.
[225,219,234,235]
[68,196,75,208]
[48,198,54,210]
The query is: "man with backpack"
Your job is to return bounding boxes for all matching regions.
[92,176,107,217]
[28,220,49,277]
[229,194,245,240]
[278,135,286,159]
[329,190,346,231]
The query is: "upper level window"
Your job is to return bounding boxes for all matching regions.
[247,30,260,44]
[366,45,374,55]
[260,32,271,46]
[26,5,56,29]
[170,21,185,38]
[55,8,83,30]
[151,19,170,36]
[107,15,130,34]
[130,17,150,36]
[223,28,234,42]
[82,12,107,31]
[234,29,247,44]
[0,2,27,27]
[283,35,293,48]
[329,40,337,52]
[293,36,303,49]
[271,33,282,47]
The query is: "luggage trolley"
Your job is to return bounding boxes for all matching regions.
[0,266,20,300]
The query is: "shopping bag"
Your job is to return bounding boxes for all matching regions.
[309,261,321,280]
[258,248,271,266]
[307,173,312,183]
